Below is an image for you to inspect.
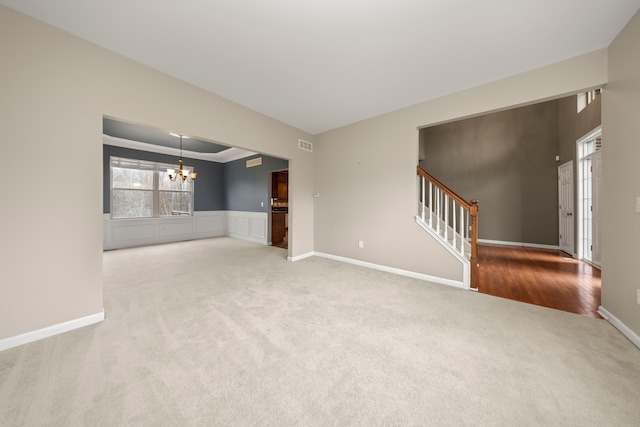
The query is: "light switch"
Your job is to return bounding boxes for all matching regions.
[636,197,640,213]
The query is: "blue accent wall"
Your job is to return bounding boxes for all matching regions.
[224,155,288,212]
[103,145,225,213]
[104,146,288,214]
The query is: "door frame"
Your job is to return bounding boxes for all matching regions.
[269,168,289,248]
[558,161,575,256]
[576,126,602,266]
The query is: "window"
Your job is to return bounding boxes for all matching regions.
[577,88,601,113]
[577,128,602,265]
[110,156,194,219]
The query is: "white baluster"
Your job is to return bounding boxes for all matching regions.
[421,177,426,221]
[466,210,471,245]
[460,206,465,254]
[429,181,433,227]
[444,194,449,240]
[436,188,441,234]
[452,201,457,249]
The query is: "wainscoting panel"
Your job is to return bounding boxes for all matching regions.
[225,211,268,244]
[159,221,194,237]
[111,223,155,242]
[251,218,266,239]
[195,212,224,235]
[104,211,225,250]
[236,217,250,236]
[103,211,266,250]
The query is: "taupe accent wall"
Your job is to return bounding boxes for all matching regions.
[420,100,561,245]
[419,94,601,248]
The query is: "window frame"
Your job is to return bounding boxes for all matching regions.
[110,156,195,220]
[577,88,601,113]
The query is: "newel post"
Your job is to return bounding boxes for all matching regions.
[470,199,479,290]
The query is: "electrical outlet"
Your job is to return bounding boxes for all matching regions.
[260,201,264,207]
[358,240,364,249]
[637,289,640,306]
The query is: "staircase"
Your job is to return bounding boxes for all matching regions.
[416,166,479,290]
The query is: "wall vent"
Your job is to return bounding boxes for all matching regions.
[246,157,262,168]
[298,139,313,152]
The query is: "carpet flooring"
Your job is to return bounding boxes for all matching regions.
[1,237,639,426]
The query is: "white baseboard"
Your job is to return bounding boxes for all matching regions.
[478,239,560,250]
[287,251,314,262]
[311,252,467,290]
[597,306,640,350]
[0,311,105,352]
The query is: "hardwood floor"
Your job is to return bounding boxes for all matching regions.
[477,244,602,318]
[272,227,288,249]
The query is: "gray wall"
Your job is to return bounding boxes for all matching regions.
[104,146,289,214]
[103,145,225,213]
[420,100,560,245]
[224,155,288,212]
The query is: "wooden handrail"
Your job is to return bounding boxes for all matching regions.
[417,166,471,210]
[416,165,479,290]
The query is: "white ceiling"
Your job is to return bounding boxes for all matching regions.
[2,0,639,135]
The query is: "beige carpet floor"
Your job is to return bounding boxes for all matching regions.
[1,237,639,426]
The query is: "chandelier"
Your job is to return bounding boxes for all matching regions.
[167,133,197,182]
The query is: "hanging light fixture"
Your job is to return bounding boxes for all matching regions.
[167,133,197,182]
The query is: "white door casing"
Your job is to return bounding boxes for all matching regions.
[558,161,574,255]
[591,151,602,266]
[576,127,602,266]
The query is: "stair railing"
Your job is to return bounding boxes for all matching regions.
[416,166,479,289]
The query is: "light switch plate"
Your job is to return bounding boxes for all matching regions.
[636,197,640,213]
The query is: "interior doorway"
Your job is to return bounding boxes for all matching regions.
[558,161,575,256]
[271,170,288,249]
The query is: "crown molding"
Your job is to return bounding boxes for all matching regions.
[102,135,257,163]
